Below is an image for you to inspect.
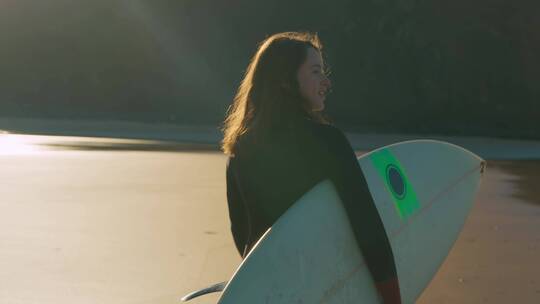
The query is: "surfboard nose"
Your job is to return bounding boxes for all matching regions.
[480,160,487,175]
[453,143,486,178]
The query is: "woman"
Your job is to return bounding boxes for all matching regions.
[221,32,401,303]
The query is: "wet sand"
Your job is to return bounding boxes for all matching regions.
[0,134,539,303]
[417,160,540,303]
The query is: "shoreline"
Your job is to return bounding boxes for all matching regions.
[2,117,540,160]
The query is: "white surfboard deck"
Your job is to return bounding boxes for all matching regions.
[217,140,485,304]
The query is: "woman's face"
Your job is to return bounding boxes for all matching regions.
[297,47,331,112]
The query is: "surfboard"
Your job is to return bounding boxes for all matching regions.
[206,140,485,303]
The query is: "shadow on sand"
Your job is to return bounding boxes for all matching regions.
[41,141,219,152]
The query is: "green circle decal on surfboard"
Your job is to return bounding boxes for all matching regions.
[370,148,420,220]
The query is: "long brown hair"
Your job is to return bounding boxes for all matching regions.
[221,32,329,156]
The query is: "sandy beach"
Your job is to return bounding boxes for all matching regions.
[0,132,539,303]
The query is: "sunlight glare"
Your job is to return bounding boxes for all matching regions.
[0,133,42,155]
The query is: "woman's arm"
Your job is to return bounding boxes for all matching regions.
[226,157,250,257]
[325,127,402,304]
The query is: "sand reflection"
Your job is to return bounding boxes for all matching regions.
[0,132,218,154]
[489,160,540,206]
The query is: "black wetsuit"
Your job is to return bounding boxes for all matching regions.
[226,118,399,286]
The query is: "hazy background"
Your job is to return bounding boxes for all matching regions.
[1,0,539,139]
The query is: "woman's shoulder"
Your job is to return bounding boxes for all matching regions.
[305,121,349,144]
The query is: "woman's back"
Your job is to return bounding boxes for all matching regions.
[227,119,351,256]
